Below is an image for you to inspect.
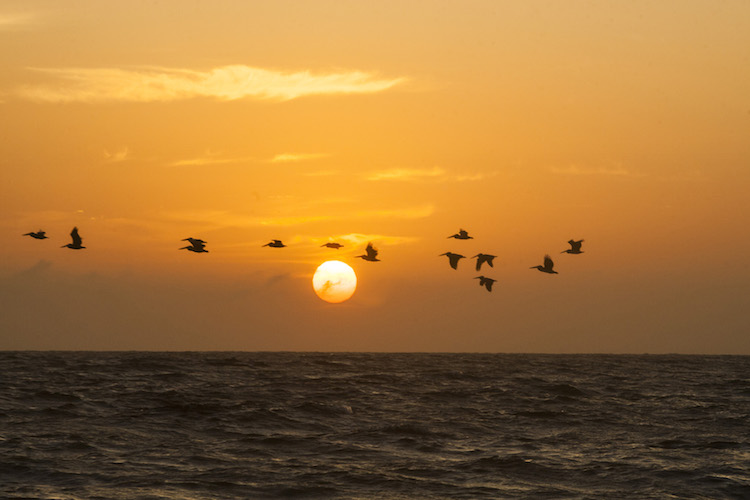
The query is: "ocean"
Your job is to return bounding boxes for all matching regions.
[0,352,748,499]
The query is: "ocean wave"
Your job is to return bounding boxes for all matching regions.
[1,352,749,499]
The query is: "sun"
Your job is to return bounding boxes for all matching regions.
[312,260,357,303]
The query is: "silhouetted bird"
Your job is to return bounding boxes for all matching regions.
[447,229,473,240]
[321,242,344,249]
[263,240,286,248]
[356,242,380,261]
[62,227,85,250]
[440,252,465,270]
[181,238,208,253]
[182,237,206,247]
[475,276,496,292]
[472,253,496,271]
[562,239,584,254]
[530,255,557,274]
[24,230,48,239]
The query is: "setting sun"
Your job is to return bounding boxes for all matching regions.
[312,260,357,304]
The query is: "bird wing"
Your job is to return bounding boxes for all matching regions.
[71,227,82,246]
[192,240,206,251]
[448,253,464,269]
[183,238,206,246]
[571,240,583,251]
[543,255,554,270]
[366,243,378,258]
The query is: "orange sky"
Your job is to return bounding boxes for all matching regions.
[1,0,749,352]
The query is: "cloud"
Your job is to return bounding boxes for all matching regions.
[270,153,329,163]
[334,233,419,247]
[366,167,446,181]
[103,147,129,163]
[454,172,497,182]
[168,155,256,167]
[549,165,645,177]
[366,167,496,183]
[161,209,334,229]
[15,65,406,103]
[163,203,434,229]
[0,12,38,30]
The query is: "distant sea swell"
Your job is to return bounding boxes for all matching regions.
[1,352,749,499]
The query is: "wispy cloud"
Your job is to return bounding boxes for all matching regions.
[366,167,495,183]
[168,156,256,167]
[366,167,446,181]
[0,12,38,30]
[335,233,419,247]
[270,153,329,163]
[455,172,496,182]
[163,203,434,229]
[550,165,645,177]
[15,65,406,103]
[168,151,329,167]
[103,147,129,163]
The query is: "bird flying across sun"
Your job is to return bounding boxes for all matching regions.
[562,239,584,254]
[447,229,473,240]
[356,242,380,262]
[321,242,344,249]
[23,230,48,240]
[440,252,465,270]
[474,276,496,292]
[531,255,557,274]
[263,240,286,248]
[472,253,496,271]
[62,227,85,250]
[181,237,208,253]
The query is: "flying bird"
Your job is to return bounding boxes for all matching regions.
[472,253,496,271]
[263,240,286,248]
[440,252,465,270]
[180,238,208,253]
[23,230,48,240]
[447,229,473,240]
[475,276,496,292]
[182,237,206,247]
[530,255,557,274]
[562,239,584,254]
[321,242,344,249]
[62,227,85,250]
[356,242,380,262]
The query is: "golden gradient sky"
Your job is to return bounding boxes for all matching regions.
[1,0,749,352]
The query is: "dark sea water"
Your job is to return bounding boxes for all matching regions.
[1,353,749,499]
